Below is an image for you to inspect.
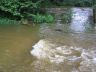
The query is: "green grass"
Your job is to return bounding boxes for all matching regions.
[32,13,54,23]
[0,13,54,25]
[0,18,20,25]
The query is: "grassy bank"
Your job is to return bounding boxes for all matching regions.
[0,14,54,25]
[0,18,20,25]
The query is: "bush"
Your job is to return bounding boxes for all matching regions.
[0,17,20,25]
[32,13,54,23]
[0,0,44,19]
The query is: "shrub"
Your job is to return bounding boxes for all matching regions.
[32,13,54,23]
[0,0,44,20]
[0,17,20,25]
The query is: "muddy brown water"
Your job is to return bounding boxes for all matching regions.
[0,8,96,72]
[0,25,40,72]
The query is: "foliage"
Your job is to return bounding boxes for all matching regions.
[0,0,94,24]
[0,0,55,24]
[0,17,20,25]
[0,0,44,19]
[41,0,92,7]
[32,13,54,23]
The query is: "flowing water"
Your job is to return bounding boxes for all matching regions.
[0,8,96,72]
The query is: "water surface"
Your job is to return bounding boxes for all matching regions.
[0,8,96,72]
[0,24,40,72]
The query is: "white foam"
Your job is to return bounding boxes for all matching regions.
[31,40,47,59]
[31,39,82,64]
[79,49,96,72]
[31,39,96,72]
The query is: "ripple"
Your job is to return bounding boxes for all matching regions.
[31,39,96,72]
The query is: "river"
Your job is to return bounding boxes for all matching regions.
[0,8,96,72]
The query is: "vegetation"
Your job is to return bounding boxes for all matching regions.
[0,0,95,24]
[0,0,51,24]
[43,0,93,7]
[0,17,20,25]
[0,0,44,20]
[32,13,54,23]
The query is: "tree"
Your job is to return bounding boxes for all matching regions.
[0,0,44,20]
